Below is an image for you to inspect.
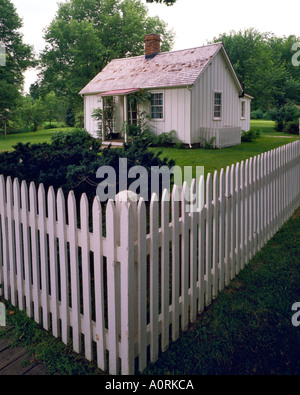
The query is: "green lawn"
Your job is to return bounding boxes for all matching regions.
[250,119,300,136]
[143,207,300,375]
[0,127,75,152]
[0,122,299,181]
[150,135,299,178]
[250,119,277,134]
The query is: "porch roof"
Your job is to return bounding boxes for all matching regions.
[98,88,140,97]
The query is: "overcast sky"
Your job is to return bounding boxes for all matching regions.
[11,0,300,93]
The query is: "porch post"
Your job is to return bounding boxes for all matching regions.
[124,95,128,143]
[101,97,106,140]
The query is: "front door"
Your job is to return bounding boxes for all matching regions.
[127,96,138,131]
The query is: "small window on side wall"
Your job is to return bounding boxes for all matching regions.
[241,100,246,119]
[151,93,163,119]
[213,92,222,120]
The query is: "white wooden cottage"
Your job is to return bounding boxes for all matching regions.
[79,34,252,148]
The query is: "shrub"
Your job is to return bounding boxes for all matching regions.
[283,120,299,135]
[0,130,174,204]
[44,123,58,130]
[270,102,300,132]
[241,129,261,142]
[153,130,176,147]
[251,109,264,119]
[199,136,216,149]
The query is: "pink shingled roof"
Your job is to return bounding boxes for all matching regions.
[79,43,223,95]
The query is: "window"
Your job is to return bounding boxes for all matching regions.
[213,92,222,119]
[241,100,246,119]
[151,93,163,119]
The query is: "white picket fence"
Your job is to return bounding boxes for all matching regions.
[0,140,299,375]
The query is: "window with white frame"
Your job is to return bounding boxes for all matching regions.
[213,92,222,119]
[241,100,246,119]
[151,92,163,119]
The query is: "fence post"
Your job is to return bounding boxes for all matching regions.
[0,175,8,300]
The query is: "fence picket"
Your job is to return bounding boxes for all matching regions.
[198,175,205,313]
[161,190,170,350]
[189,179,197,322]
[218,169,225,291]
[137,197,147,371]
[57,188,69,344]
[47,186,59,337]
[38,183,49,330]
[230,164,236,279]
[6,177,16,305]
[225,167,231,285]
[244,159,249,265]
[181,182,189,329]
[67,191,81,354]
[0,175,8,300]
[120,202,135,375]
[29,182,40,324]
[252,157,257,257]
[0,204,2,298]
[205,174,212,306]
[106,199,119,374]
[263,153,267,244]
[171,185,180,340]
[150,193,159,362]
[240,161,245,270]
[92,197,106,372]
[247,157,253,262]
[235,163,241,275]
[80,193,93,361]
[212,171,219,298]
[13,178,24,310]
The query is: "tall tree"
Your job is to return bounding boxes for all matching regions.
[0,0,35,137]
[268,34,300,106]
[211,28,287,111]
[39,0,175,110]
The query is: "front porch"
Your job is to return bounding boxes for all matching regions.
[102,138,125,147]
[97,88,140,143]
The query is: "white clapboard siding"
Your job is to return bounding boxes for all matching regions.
[0,140,299,375]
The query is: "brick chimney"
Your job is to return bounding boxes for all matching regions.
[144,34,161,59]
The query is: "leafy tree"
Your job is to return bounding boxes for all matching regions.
[268,35,300,106]
[211,28,287,112]
[12,92,65,132]
[0,0,35,136]
[42,91,65,126]
[39,0,175,110]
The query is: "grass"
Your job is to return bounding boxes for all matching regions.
[0,120,298,178]
[250,119,300,136]
[150,135,299,178]
[1,207,299,375]
[143,207,300,375]
[250,119,277,134]
[0,127,75,152]
[148,119,299,178]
